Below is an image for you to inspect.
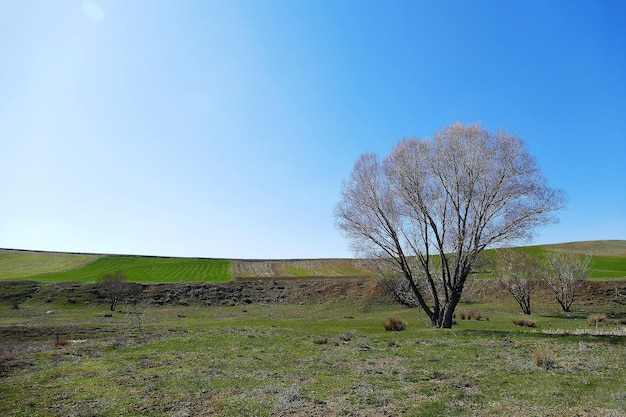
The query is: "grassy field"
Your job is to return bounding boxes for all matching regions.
[1,241,624,416]
[0,250,232,283]
[1,292,625,416]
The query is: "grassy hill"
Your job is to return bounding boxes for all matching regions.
[0,250,232,283]
[1,240,625,282]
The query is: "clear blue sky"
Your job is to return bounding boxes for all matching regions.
[1,1,624,259]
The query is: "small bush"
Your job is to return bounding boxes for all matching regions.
[313,337,328,345]
[54,338,70,347]
[587,314,607,326]
[469,311,481,321]
[338,334,351,342]
[534,349,555,369]
[512,318,536,327]
[384,318,406,331]
[459,312,466,320]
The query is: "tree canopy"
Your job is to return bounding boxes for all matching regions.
[336,123,565,327]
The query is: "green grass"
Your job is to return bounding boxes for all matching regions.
[589,256,626,279]
[1,296,625,417]
[0,251,233,283]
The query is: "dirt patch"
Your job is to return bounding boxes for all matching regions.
[233,259,377,279]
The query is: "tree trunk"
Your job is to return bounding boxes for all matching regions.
[428,292,461,328]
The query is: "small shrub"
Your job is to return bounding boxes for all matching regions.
[512,318,536,327]
[313,337,328,345]
[587,314,607,326]
[338,334,351,342]
[534,349,555,369]
[54,338,70,347]
[469,311,481,321]
[384,318,406,331]
[459,312,466,320]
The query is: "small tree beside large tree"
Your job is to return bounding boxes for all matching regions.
[495,248,542,315]
[336,122,565,328]
[544,252,591,312]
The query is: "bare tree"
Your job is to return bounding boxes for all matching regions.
[98,271,129,311]
[496,248,542,315]
[336,123,565,328]
[544,252,591,312]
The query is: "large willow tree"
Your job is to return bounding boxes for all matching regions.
[336,123,565,328]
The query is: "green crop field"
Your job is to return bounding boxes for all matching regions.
[0,250,232,283]
[589,256,626,279]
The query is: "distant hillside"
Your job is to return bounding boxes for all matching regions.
[541,240,626,257]
[1,240,625,282]
[0,249,232,283]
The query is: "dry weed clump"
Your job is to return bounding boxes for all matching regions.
[587,314,607,326]
[54,338,70,347]
[383,318,406,331]
[469,311,482,320]
[458,311,488,321]
[512,318,536,327]
[313,337,328,345]
[534,349,556,369]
